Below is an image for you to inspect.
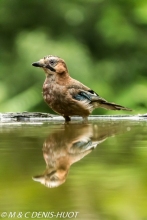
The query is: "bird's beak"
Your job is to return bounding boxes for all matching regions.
[32,61,44,67]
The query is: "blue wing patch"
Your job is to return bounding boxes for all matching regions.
[71,140,93,151]
[73,90,99,102]
[73,93,87,101]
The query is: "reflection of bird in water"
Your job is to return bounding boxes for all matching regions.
[33,122,127,188]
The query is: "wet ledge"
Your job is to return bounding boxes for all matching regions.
[0,112,147,123]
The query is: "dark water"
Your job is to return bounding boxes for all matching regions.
[0,119,147,220]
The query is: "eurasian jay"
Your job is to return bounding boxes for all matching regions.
[32,55,131,122]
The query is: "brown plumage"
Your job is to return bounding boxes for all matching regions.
[32,55,131,122]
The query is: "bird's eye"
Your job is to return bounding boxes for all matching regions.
[49,59,55,65]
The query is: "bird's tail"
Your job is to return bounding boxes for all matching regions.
[98,100,132,111]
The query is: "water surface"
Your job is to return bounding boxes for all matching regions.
[0,119,147,220]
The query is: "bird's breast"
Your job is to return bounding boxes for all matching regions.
[43,82,53,104]
[42,80,68,114]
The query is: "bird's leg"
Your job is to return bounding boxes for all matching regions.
[64,116,71,123]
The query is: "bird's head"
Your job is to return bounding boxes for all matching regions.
[32,55,68,75]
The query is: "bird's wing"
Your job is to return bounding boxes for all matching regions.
[67,79,131,111]
[67,80,105,103]
[73,89,106,102]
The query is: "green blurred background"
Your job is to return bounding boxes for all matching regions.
[0,0,147,115]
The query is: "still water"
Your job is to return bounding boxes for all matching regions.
[0,119,147,220]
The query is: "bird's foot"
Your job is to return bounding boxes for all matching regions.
[64,116,71,124]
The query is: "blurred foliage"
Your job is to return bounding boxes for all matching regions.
[0,0,147,114]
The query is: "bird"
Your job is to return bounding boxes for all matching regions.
[32,55,131,122]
